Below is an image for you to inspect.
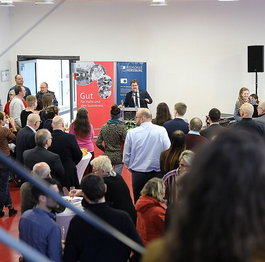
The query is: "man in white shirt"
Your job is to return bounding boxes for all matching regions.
[10,85,26,128]
[123,108,170,203]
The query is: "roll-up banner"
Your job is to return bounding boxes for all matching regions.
[76,61,114,136]
[116,62,147,105]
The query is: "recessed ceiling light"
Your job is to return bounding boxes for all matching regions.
[151,0,167,7]
[0,0,14,6]
[35,0,54,5]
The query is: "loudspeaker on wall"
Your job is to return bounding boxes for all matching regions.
[248,45,264,73]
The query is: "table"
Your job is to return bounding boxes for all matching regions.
[76,152,92,183]
[56,196,83,240]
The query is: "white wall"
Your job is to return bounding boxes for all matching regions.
[6,0,265,121]
[0,7,11,108]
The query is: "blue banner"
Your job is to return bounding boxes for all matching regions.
[116,62,147,105]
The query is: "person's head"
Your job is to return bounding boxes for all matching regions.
[90,155,112,176]
[208,108,221,123]
[140,178,165,203]
[42,93,53,108]
[174,102,187,117]
[178,150,195,175]
[45,105,59,119]
[32,177,59,211]
[249,93,259,105]
[40,82,48,93]
[14,85,26,98]
[74,107,91,137]
[135,108,152,126]
[110,104,120,120]
[8,90,15,101]
[239,102,254,118]
[168,129,265,262]
[0,111,6,126]
[35,129,52,148]
[130,79,139,92]
[52,115,64,130]
[238,87,249,103]
[32,162,51,179]
[153,102,172,126]
[27,113,41,130]
[36,98,43,111]
[15,74,24,86]
[26,95,37,109]
[257,100,265,116]
[189,117,203,132]
[81,174,106,203]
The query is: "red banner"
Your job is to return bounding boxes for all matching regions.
[76,61,115,136]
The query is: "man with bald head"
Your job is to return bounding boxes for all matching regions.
[20,162,51,214]
[7,74,31,101]
[16,113,41,165]
[185,117,208,151]
[233,102,265,137]
[123,108,170,202]
[49,116,82,189]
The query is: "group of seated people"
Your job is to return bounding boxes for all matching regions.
[1,81,265,262]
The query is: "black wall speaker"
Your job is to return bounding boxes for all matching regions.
[248,45,264,73]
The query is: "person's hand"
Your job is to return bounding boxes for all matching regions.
[69,189,83,197]
[9,117,15,127]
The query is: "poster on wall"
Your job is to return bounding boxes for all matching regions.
[76,61,114,136]
[116,62,147,105]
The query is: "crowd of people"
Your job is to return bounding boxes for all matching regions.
[1,76,265,262]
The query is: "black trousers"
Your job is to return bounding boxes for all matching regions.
[131,170,162,203]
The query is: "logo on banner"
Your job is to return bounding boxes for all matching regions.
[120,65,143,73]
[120,78,127,84]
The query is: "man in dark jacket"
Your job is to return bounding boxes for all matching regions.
[49,116,82,189]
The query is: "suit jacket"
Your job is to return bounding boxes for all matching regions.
[23,146,64,184]
[16,126,36,164]
[185,134,209,151]
[163,118,189,139]
[49,130,82,188]
[200,124,224,141]
[124,89,153,108]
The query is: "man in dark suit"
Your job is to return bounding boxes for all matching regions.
[201,108,224,141]
[163,102,189,139]
[16,113,41,164]
[124,79,152,108]
[49,116,82,189]
[185,117,209,151]
[23,129,64,185]
[36,82,58,106]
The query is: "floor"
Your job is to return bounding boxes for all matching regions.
[0,144,133,262]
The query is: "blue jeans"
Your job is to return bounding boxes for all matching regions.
[0,164,12,210]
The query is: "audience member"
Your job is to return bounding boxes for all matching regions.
[91,155,136,223]
[152,102,172,126]
[249,93,259,117]
[185,117,208,150]
[0,112,17,218]
[23,129,64,184]
[7,74,31,101]
[10,86,26,129]
[96,104,127,175]
[232,102,265,138]
[19,177,62,262]
[40,93,54,122]
[16,113,41,165]
[63,174,142,262]
[124,79,153,108]
[160,130,186,175]
[20,162,51,214]
[200,108,224,141]
[69,107,95,174]
[4,90,16,116]
[49,116,82,189]
[142,129,265,262]
[234,87,249,122]
[135,178,166,245]
[123,108,170,203]
[36,82,58,106]
[163,102,189,139]
[42,105,59,133]
[20,95,37,128]
[255,100,265,123]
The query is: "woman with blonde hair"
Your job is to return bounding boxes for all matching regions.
[135,177,166,245]
[234,87,249,121]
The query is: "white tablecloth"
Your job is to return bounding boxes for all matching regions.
[76,152,92,183]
